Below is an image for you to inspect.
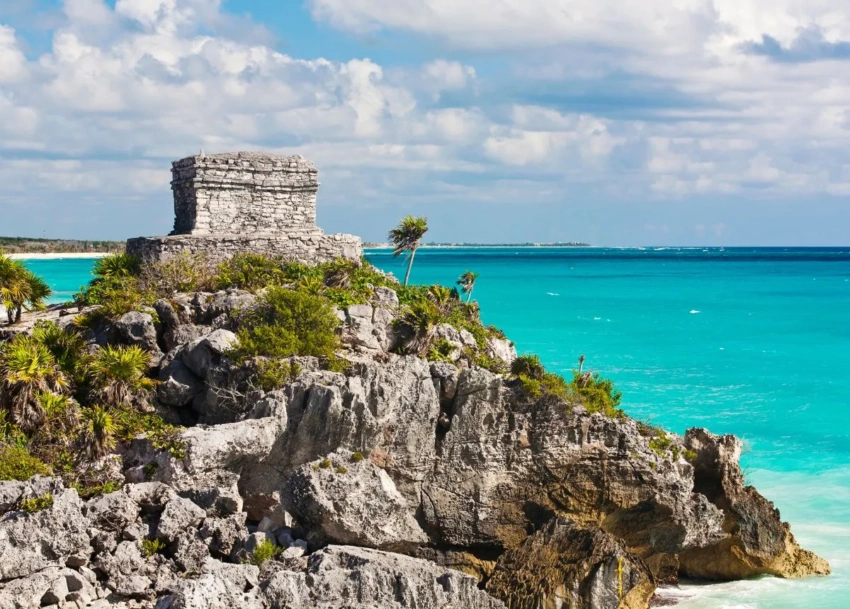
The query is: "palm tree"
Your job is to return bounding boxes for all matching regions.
[399,301,440,355]
[457,271,479,303]
[79,406,115,460]
[388,216,428,286]
[88,345,155,408]
[0,335,68,430]
[0,256,52,323]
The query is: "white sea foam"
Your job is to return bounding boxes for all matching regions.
[690,309,701,314]
[546,292,559,296]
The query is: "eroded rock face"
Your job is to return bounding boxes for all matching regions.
[0,487,90,581]
[260,545,506,609]
[284,453,428,551]
[486,518,654,609]
[677,428,831,580]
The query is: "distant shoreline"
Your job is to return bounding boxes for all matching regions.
[364,243,593,249]
[9,253,110,260]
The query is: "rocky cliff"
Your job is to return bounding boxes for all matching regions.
[0,278,829,609]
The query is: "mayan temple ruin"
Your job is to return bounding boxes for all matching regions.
[126,152,362,263]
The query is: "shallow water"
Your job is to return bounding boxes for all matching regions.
[22,247,850,608]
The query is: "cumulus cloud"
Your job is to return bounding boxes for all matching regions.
[1,0,849,241]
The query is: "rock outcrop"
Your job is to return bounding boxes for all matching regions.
[0,280,829,609]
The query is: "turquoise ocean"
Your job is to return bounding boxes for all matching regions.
[22,247,850,609]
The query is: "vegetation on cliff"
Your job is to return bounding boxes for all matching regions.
[0,255,52,323]
[3,244,621,483]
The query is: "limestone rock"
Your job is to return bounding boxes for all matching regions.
[94,541,152,598]
[372,286,399,308]
[155,559,261,609]
[157,497,206,542]
[85,490,140,533]
[182,330,238,379]
[0,488,91,581]
[284,453,428,551]
[0,567,100,609]
[677,428,832,580]
[259,545,506,609]
[116,311,160,354]
[485,336,516,367]
[158,359,204,407]
[486,518,655,609]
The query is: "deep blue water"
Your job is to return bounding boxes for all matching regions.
[22,247,850,608]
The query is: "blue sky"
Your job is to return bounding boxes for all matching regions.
[0,0,849,245]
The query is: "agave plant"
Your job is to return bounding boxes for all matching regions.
[0,334,68,430]
[388,216,428,286]
[456,271,479,303]
[79,406,116,461]
[88,345,155,408]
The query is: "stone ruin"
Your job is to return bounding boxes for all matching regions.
[126,152,362,264]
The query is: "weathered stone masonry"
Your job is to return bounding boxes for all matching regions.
[127,151,362,264]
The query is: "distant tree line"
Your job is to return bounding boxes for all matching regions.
[0,237,125,254]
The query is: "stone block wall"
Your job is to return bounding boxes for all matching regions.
[126,233,363,266]
[171,152,318,236]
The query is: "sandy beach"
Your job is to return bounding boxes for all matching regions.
[8,252,110,260]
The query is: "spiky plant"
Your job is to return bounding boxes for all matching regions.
[398,301,440,354]
[0,334,68,431]
[297,274,325,295]
[427,285,454,315]
[88,345,154,408]
[32,321,87,377]
[36,392,79,446]
[388,216,428,286]
[79,406,115,461]
[323,259,357,290]
[457,271,479,303]
[92,253,139,279]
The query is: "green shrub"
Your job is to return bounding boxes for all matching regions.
[683,449,698,461]
[319,458,332,469]
[350,451,364,463]
[427,338,456,362]
[570,372,623,418]
[232,287,341,362]
[215,253,287,291]
[138,252,216,297]
[649,432,673,457]
[245,540,281,566]
[19,493,53,513]
[0,445,50,480]
[335,465,348,474]
[143,462,158,480]
[255,359,301,392]
[141,538,166,557]
[71,480,121,500]
[511,355,546,380]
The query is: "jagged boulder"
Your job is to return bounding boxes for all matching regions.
[116,310,160,354]
[678,428,831,580]
[158,359,204,407]
[155,559,261,609]
[182,330,239,379]
[260,545,506,609]
[0,486,91,581]
[486,518,654,609]
[0,567,100,609]
[284,452,428,551]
